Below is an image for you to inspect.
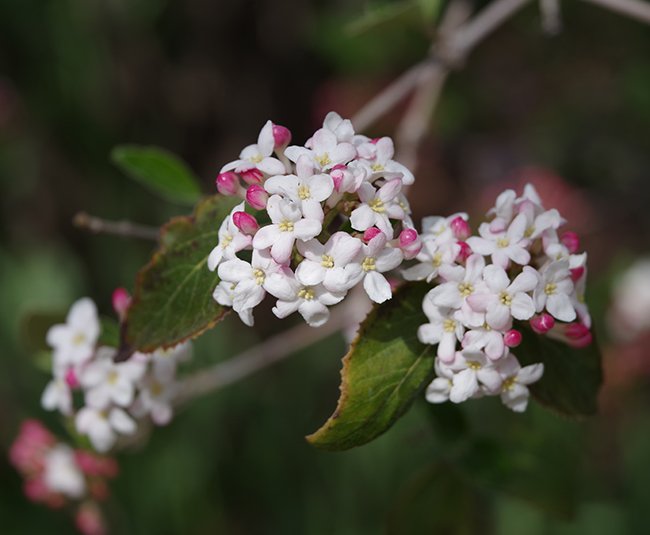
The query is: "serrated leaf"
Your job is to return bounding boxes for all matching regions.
[307,282,435,451]
[123,194,237,353]
[517,328,603,417]
[111,145,202,205]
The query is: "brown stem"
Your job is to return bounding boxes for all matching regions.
[73,212,159,241]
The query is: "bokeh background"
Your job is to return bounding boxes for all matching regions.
[1,0,650,533]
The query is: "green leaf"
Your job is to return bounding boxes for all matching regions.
[307,282,435,451]
[345,1,420,37]
[416,0,442,22]
[111,145,202,205]
[98,316,120,347]
[123,194,237,353]
[517,328,603,417]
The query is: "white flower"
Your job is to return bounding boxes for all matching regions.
[353,232,403,303]
[467,213,531,268]
[207,202,253,271]
[220,120,286,176]
[350,178,404,235]
[75,406,137,453]
[425,359,454,403]
[430,254,485,310]
[41,377,73,416]
[468,265,539,330]
[132,376,177,426]
[330,160,368,194]
[285,128,356,172]
[46,297,100,370]
[533,259,576,322]
[265,271,345,327]
[264,155,334,221]
[418,295,464,362]
[356,137,414,185]
[496,353,544,412]
[148,342,192,383]
[218,249,285,326]
[462,326,506,361]
[402,238,459,283]
[43,444,86,499]
[80,347,146,409]
[518,200,563,240]
[213,280,236,306]
[295,232,363,293]
[252,195,322,264]
[321,111,355,143]
[448,350,502,403]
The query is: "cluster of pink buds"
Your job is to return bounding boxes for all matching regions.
[40,293,192,452]
[9,419,117,534]
[405,184,592,412]
[209,112,420,327]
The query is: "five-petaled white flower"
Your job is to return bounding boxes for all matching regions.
[352,232,403,304]
[447,350,503,403]
[356,137,414,185]
[207,202,253,271]
[467,213,531,268]
[220,120,286,176]
[75,406,137,453]
[418,294,465,363]
[350,178,404,235]
[42,444,86,499]
[533,259,576,322]
[285,127,356,172]
[496,353,544,412]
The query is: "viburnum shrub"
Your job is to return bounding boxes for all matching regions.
[11,112,602,531]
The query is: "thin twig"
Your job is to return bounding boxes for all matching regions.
[581,0,650,24]
[73,212,159,241]
[174,296,370,405]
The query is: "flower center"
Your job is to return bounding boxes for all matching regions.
[72,333,86,346]
[107,371,119,385]
[467,361,481,371]
[496,237,510,248]
[221,234,233,248]
[362,257,376,272]
[279,220,294,232]
[432,252,442,267]
[321,255,334,269]
[298,184,311,200]
[298,288,314,301]
[253,268,265,285]
[150,381,163,397]
[502,376,516,391]
[370,163,384,172]
[435,225,446,237]
[544,282,557,295]
[249,154,263,164]
[315,153,331,167]
[443,319,456,333]
[458,282,474,297]
[499,291,512,307]
[369,198,385,213]
[524,226,535,238]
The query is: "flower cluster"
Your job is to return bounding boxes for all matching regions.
[406,184,592,412]
[209,112,421,327]
[41,293,191,452]
[9,419,116,534]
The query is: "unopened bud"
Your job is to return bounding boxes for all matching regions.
[530,313,555,334]
[272,124,292,149]
[65,368,80,389]
[456,241,472,262]
[561,231,580,254]
[111,288,131,321]
[216,172,239,196]
[399,228,422,259]
[570,266,585,282]
[363,227,383,242]
[232,211,259,236]
[241,168,263,185]
[246,184,268,210]
[504,329,523,348]
[565,322,593,347]
[450,216,471,240]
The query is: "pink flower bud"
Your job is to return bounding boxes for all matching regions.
[399,228,422,259]
[246,184,268,210]
[272,123,292,149]
[363,227,383,242]
[241,168,263,185]
[111,288,131,321]
[456,241,472,262]
[75,502,107,535]
[371,137,381,144]
[570,266,585,282]
[561,231,580,254]
[65,368,80,389]
[450,216,471,240]
[216,172,239,196]
[232,211,259,236]
[564,322,593,347]
[330,168,345,192]
[504,329,523,348]
[530,313,555,334]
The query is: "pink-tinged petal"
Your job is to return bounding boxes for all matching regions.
[425,377,452,403]
[375,248,403,272]
[329,143,356,166]
[356,182,376,203]
[230,233,253,253]
[330,233,363,264]
[492,250,510,269]
[295,261,326,286]
[265,195,285,223]
[363,271,392,303]
[293,218,322,241]
[252,225,279,250]
[374,137,394,162]
[264,273,298,301]
[466,236,495,256]
[317,288,346,306]
[264,174,300,197]
[418,323,443,345]
[324,265,361,292]
[378,178,402,202]
[218,258,252,283]
[387,161,414,185]
[109,408,136,434]
[257,120,275,156]
[283,145,311,164]
[486,304,510,330]
[547,294,577,322]
[517,363,544,385]
[507,246,531,266]
[385,204,405,220]
[350,204,376,231]
[296,238,324,261]
[483,265,510,292]
[402,263,435,281]
[270,232,295,264]
[477,368,502,394]
[438,333,457,363]
[312,128,337,153]
[438,264,465,283]
[466,292,493,312]
[308,174,335,201]
[510,293,536,321]
[465,254,485,283]
[298,300,330,327]
[507,213,528,241]
[151,404,173,426]
[509,266,539,293]
[296,154,315,178]
[450,369,478,403]
[300,199,325,222]
[485,332,505,360]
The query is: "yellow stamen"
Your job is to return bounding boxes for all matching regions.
[253,268,265,285]
[496,237,510,248]
[369,198,385,213]
[362,257,376,272]
[458,282,474,297]
[298,184,311,200]
[279,220,294,232]
[544,282,557,296]
[500,291,512,307]
[298,288,314,301]
[321,255,334,269]
[443,319,456,333]
[315,153,331,167]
